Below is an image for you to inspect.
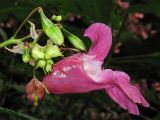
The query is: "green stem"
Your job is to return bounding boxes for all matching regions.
[0,107,41,120]
[33,65,37,79]
[111,53,159,61]
[0,38,19,48]
[13,7,42,38]
[61,47,80,52]
[113,11,128,47]
[0,35,30,48]
[108,11,128,59]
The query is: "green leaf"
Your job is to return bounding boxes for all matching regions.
[0,107,41,120]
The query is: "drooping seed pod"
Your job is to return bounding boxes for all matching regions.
[39,8,64,46]
[62,28,86,51]
[0,37,22,48]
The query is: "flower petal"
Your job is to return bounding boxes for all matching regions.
[84,23,112,61]
[105,85,140,115]
[113,71,149,107]
[98,70,149,114]
[43,54,109,94]
[97,70,135,112]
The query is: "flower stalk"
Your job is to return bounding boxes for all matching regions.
[13,7,42,38]
[0,35,30,48]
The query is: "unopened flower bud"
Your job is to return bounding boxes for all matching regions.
[39,8,64,46]
[62,28,86,51]
[26,79,45,106]
[22,48,30,63]
[45,44,63,59]
[31,44,45,60]
[52,15,62,22]
[45,63,52,73]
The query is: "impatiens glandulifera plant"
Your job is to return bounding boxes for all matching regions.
[0,7,149,115]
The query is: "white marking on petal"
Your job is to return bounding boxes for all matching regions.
[83,60,102,81]
[53,70,66,78]
[72,65,77,68]
[63,66,72,72]
[53,70,59,76]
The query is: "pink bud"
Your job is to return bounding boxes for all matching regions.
[67,13,81,22]
[26,79,45,105]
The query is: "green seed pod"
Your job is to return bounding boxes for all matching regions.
[22,48,30,63]
[52,15,62,22]
[31,44,45,60]
[62,28,86,51]
[36,60,46,69]
[39,9,64,46]
[45,44,63,59]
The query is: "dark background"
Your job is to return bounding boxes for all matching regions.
[0,0,160,119]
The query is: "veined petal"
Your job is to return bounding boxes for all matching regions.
[105,85,140,115]
[113,71,149,107]
[84,23,112,61]
[98,70,149,115]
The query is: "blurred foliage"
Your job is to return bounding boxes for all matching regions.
[0,0,160,120]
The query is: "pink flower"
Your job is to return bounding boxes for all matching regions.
[43,23,149,115]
